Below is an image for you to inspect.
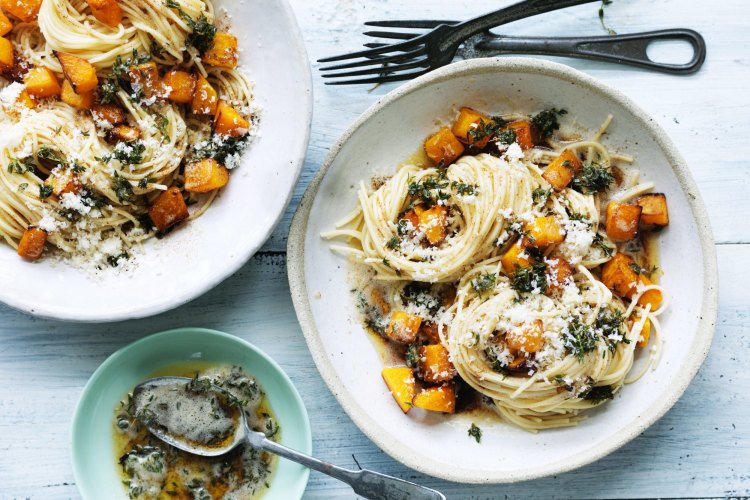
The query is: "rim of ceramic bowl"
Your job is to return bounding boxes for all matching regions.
[70,327,312,498]
[0,0,312,323]
[287,57,718,483]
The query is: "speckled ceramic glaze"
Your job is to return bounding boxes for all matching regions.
[0,0,312,322]
[287,58,718,483]
[71,328,312,499]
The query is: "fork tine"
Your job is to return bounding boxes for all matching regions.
[321,59,429,79]
[319,47,427,71]
[363,20,456,29]
[325,68,431,86]
[317,37,422,63]
[362,30,419,40]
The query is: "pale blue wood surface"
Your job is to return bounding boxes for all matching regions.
[1,1,749,498]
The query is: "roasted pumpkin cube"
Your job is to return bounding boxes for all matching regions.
[17,88,35,108]
[399,205,422,234]
[385,310,421,345]
[202,32,238,68]
[0,36,14,73]
[214,100,249,136]
[191,74,218,115]
[17,226,46,260]
[0,11,12,36]
[91,103,125,127]
[545,257,574,293]
[85,0,123,27]
[605,202,642,241]
[542,149,582,191]
[127,61,161,99]
[412,384,455,413]
[60,80,94,109]
[0,0,42,22]
[451,107,495,148]
[148,186,189,232]
[635,274,662,311]
[54,51,98,93]
[636,193,669,227]
[501,240,532,275]
[45,170,80,196]
[418,205,447,246]
[24,67,61,98]
[419,321,440,344]
[524,216,565,248]
[184,158,230,193]
[601,253,639,297]
[381,367,416,414]
[424,127,464,166]
[163,70,196,104]
[504,120,534,150]
[505,320,545,354]
[628,315,652,348]
[111,124,141,142]
[417,344,455,383]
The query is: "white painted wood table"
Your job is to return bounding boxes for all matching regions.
[1,1,749,498]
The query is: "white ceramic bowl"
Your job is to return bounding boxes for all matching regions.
[288,58,718,483]
[0,0,312,322]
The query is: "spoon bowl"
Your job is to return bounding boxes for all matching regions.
[134,375,447,500]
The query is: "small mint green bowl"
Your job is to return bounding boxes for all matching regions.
[71,328,311,499]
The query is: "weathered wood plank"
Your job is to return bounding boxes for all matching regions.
[0,244,747,499]
[1,0,749,498]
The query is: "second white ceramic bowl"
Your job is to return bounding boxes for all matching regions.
[288,57,717,483]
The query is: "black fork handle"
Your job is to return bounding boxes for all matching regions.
[472,29,706,74]
[443,0,599,49]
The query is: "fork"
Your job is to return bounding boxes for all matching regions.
[362,23,706,75]
[318,0,601,85]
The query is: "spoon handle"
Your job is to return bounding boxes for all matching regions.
[257,436,446,500]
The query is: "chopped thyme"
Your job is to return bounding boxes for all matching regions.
[510,262,547,294]
[531,108,567,139]
[7,155,34,174]
[532,187,553,204]
[107,252,129,267]
[407,174,450,207]
[562,316,598,361]
[496,128,516,145]
[386,236,400,250]
[105,140,146,165]
[582,384,614,402]
[98,76,119,104]
[571,163,614,194]
[471,273,496,297]
[466,118,500,145]
[165,0,217,53]
[451,180,478,196]
[112,172,134,202]
[467,423,482,443]
[192,135,249,164]
[18,183,28,192]
[593,233,614,257]
[39,184,53,199]
[405,343,419,368]
[153,112,171,143]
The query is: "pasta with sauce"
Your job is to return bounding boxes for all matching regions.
[0,0,256,268]
[325,106,669,431]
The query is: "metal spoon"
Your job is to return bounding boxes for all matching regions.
[133,376,446,500]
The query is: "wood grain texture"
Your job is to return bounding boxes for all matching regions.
[1,0,749,498]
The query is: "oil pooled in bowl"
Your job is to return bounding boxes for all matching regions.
[114,363,280,499]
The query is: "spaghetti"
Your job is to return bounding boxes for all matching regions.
[0,0,256,267]
[326,106,668,431]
